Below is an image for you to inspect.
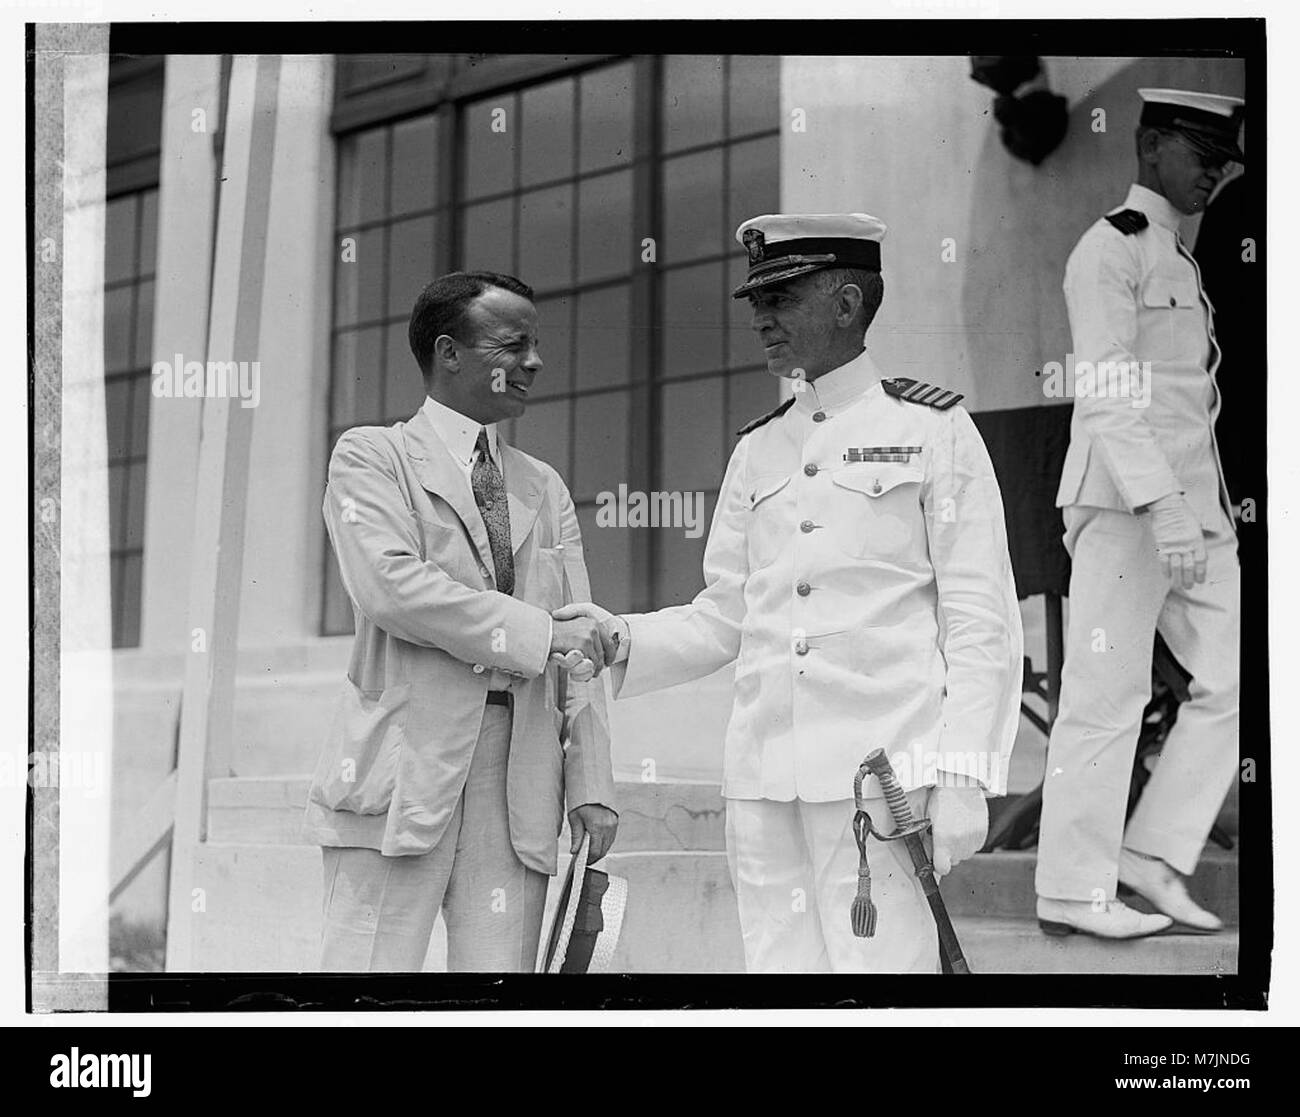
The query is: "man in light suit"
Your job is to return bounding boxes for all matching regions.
[560,214,1023,972]
[304,271,618,971]
[1035,89,1244,939]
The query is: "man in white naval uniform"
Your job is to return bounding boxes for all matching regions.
[1035,89,1245,939]
[558,214,1023,972]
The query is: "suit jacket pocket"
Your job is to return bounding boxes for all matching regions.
[415,511,476,583]
[314,681,411,814]
[531,544,567,611]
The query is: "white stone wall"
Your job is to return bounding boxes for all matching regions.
[781,55,1245,410]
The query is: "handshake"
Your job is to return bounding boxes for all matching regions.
[548,603,629,682]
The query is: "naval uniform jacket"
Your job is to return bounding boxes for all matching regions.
[1058,182,1232,527]
[613,349,1023,800]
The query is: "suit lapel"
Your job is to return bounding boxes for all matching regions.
[403,408,551,569]
[499,438,547,555]
[401,407,494,570]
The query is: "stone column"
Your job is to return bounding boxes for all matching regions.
[237,55,337,648]
[139,56,224,651]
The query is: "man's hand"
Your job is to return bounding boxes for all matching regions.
[569,803,618,863]
[926,786,988,878]
[1147,493,1207,588]
[553,602,629,665]
[550,616,609,680]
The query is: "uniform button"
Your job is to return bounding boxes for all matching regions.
[800,520,815,533]
[812,411,827,423]
[803,463,818,477]
[796,580,811,596]
[479,566,491,578]
[794,639,809,656]
[1169,296,1177,307]
[472,664,486,674]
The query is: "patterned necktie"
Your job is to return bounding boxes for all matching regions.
[471,428,514,596]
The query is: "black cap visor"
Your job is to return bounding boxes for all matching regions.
[1177,124,1245,164]
[731,258,837,299]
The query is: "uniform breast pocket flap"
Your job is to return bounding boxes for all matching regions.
[1141,277,1199,310]
[750,473,791,506]
[830,463,924,500]
[747,472,793,569]
[828,464,924,558]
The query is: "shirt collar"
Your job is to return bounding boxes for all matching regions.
[1123,183,1184,233]
[792,346,883,415]
[420,395,499,468]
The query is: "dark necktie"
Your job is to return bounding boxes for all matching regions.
[471,428,514,596]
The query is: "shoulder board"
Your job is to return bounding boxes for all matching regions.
[880,377,964,411]
[735,396,795,437]
[1104,209,1149,236]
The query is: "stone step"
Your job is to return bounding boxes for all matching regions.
[183,840,1237,976]
[182,841,746,973]
[188,842,321,972]
[207,776,314,845]
[954,918,1239,975]
[187,849,734,973]
[207,776,1237,924]
[943,847,1238,926]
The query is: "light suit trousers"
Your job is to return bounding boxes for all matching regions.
[318,703,549,972]
[1035,504,1240,901]
[725,790,940,973]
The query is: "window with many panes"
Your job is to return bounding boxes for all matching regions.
[104,57,164,648]
[324,55,779,635]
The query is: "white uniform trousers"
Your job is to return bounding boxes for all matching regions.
[725,791,940,973]
[318,703,549,972]
[1035,504,1240,901]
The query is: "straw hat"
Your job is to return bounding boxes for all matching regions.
[538,834,627,974]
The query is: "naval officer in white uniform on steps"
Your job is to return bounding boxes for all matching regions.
[558,213,1023,972]
[1035,89,1245,940]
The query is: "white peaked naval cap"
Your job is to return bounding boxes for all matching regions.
[732,212,887,298]
[1137,88,1245,161]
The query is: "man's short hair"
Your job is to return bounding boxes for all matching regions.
[815,267,885,331]
[408,271,535,375]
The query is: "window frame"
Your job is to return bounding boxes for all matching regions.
[322,53,779,633]
[104,55,165,648]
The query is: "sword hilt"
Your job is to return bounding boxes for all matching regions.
[864,749,916,831]
[859,751,972,975]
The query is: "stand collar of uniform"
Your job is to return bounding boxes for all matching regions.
[791,346,883,416]
[1123,183,1184,233]
[420,394,499,468]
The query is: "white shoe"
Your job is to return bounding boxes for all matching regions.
[1118,848,1223,933]
[1037,896,1173,939]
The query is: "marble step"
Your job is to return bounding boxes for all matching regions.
[184,839,1238,976]
[954,917,1238,976]
[206,775,1237,924]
